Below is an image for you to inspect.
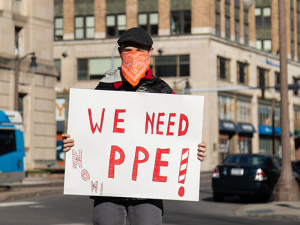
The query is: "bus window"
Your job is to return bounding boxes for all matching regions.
[0,129,17,156]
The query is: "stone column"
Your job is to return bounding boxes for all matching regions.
[220,0,225,37]
[248,2,255,47]
[285,0,291,58]
[63,0,74,40]
[239,0,244,43]
[95,0,106,38]
[191,0,215,34]
[271,0,279,53]
[230,0,235,40]
[126,0,138,29]
[158,0,170,36]
[293,0,298,60]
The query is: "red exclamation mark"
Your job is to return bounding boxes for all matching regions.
[178,148,189,197]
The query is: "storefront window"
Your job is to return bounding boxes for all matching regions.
[219,134,230,162]
[238,137,251,154]
[236,100,251,123]
[218,96,234,121]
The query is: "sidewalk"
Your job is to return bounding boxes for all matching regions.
[235,201,300,221]
[0,173,64,202]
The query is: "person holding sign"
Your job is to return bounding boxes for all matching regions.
[63,27,207,225]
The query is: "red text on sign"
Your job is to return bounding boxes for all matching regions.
[72,149,82,169]
[145,113,189,136]
[113,109,126,133]
[108,145,125,178]
[88,108,105,134]
[153,148,170,182]
[132,146,149,181]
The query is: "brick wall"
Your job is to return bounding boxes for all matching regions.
[191,0,215,34]
[63,0,74,40]
[158,0,170,35]
[95,0,106,38]
[126,0,138,29]
[271,0,279,53]
[248,2,256,47]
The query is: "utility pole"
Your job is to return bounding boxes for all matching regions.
[273,0,300,201]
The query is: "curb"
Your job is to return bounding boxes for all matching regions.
[235,204,300,221]
[0,181,64,189]
[0,188,63,202]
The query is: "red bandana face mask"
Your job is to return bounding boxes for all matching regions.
[121,50,151,87]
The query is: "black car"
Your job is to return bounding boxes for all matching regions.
[212,154,300,202]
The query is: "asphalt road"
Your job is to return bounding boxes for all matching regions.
[0,172,299,225]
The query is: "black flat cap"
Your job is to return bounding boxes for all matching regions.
[117,27,153,47]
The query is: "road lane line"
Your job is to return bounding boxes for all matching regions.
[0,201,38,207]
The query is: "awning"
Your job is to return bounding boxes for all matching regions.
[237,123,256,134]
[258,125,292,137]
[219,121,237,132]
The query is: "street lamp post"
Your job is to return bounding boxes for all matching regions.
[273,0,300,201]
[14,52,37,111]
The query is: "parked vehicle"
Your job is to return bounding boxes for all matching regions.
[212,154,300,202]
[0,110,26,183]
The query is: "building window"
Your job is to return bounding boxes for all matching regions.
[237,61,248,84]
[225,0,230,38]
[244,9,249,45]
[75,16,94,39]
[294,77,299,96]
[138,12,158,35]
[255,7,271,27]
[54,59,61,81]
[217,56,230,80]
[54,17,63,41]
[170,11,191,35]
[257,67,268,87]
[294,106,300,131]
[236,99,251,123]
[292,40,294,60]
[258,102,280,127]
[218,95,234,121]
[106,14,126,37]
[275,71,280,92]
[14,27,22,55]
[215,0,221,36]
[18,93,26,118]
[77,57,122,80]
[153,55,189,77]
[256,39,272,51]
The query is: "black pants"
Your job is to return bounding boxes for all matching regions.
[93,197,163,225]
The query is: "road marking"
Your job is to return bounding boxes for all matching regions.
[0,201,38,207]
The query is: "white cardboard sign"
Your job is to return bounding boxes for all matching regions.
[64,88,204,201]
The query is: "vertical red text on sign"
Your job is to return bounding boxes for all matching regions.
[72,149,82,169]
[81,169,90,181]
[91,181,98,193]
